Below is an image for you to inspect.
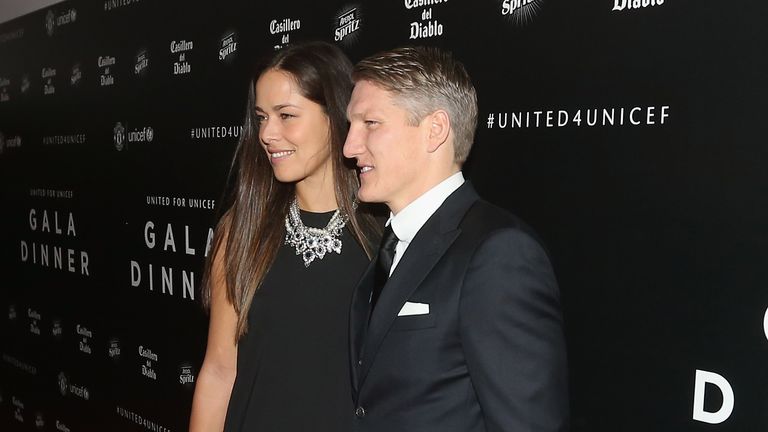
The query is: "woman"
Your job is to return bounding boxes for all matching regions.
[189,41,379,432]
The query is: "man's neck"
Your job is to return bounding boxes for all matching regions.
[389,166,461,215]
[388,171,464,219]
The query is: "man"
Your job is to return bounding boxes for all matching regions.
[343,46,569,432]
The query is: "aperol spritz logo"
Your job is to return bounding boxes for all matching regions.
[219,32,238,62]
[334,6,362,45]
[135,50,149,76]
[499,0,543,25]
[71,64,82,86]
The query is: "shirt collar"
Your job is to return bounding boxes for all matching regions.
[387,171,465,245]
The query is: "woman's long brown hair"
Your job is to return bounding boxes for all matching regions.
[200,41,381,340]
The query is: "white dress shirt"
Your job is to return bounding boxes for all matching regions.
[386,171,465,275]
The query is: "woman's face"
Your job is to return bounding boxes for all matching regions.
[255,69,332,185]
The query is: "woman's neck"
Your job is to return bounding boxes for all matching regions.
[295,169,338,212]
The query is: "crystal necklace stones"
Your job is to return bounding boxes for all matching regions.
[285,198,348,267]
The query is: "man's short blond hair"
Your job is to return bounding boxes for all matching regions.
[352,46,478,163]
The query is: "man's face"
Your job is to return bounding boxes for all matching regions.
[344,80,429,213]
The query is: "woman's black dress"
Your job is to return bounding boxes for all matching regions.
[223,210,369,432]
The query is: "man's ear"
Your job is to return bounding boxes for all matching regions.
[426,110,451,153]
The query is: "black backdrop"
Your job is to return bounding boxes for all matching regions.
[2,0,767,430]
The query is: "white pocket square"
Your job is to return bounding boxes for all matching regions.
[398,301,430,317]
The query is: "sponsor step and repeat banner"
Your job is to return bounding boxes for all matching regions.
[1,0,766,430]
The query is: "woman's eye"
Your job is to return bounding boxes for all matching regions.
[255,114,266,123]
[279,113,295,120]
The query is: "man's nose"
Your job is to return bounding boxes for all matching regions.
[343,126,361,158]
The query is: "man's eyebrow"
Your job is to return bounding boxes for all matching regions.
[347,111,364,121]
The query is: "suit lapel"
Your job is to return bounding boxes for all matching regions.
[357,182,480,386]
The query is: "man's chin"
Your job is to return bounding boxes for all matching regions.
[356,188,382,204]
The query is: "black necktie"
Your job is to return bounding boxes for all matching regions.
[371,224,399,310]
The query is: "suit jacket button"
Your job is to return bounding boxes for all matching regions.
[355,406,366,418]
[358,358,363,366]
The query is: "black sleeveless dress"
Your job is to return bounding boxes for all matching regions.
[223,210,369,432]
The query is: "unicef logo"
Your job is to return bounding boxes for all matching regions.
[113,122,125,151]
[146,127,154,142]
[45,10,55,36]
[57,372,68,396]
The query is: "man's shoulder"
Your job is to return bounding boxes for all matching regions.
[457,199,550,256]
[460,199,529,234]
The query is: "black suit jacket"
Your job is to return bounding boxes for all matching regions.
[349,182,569,432]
